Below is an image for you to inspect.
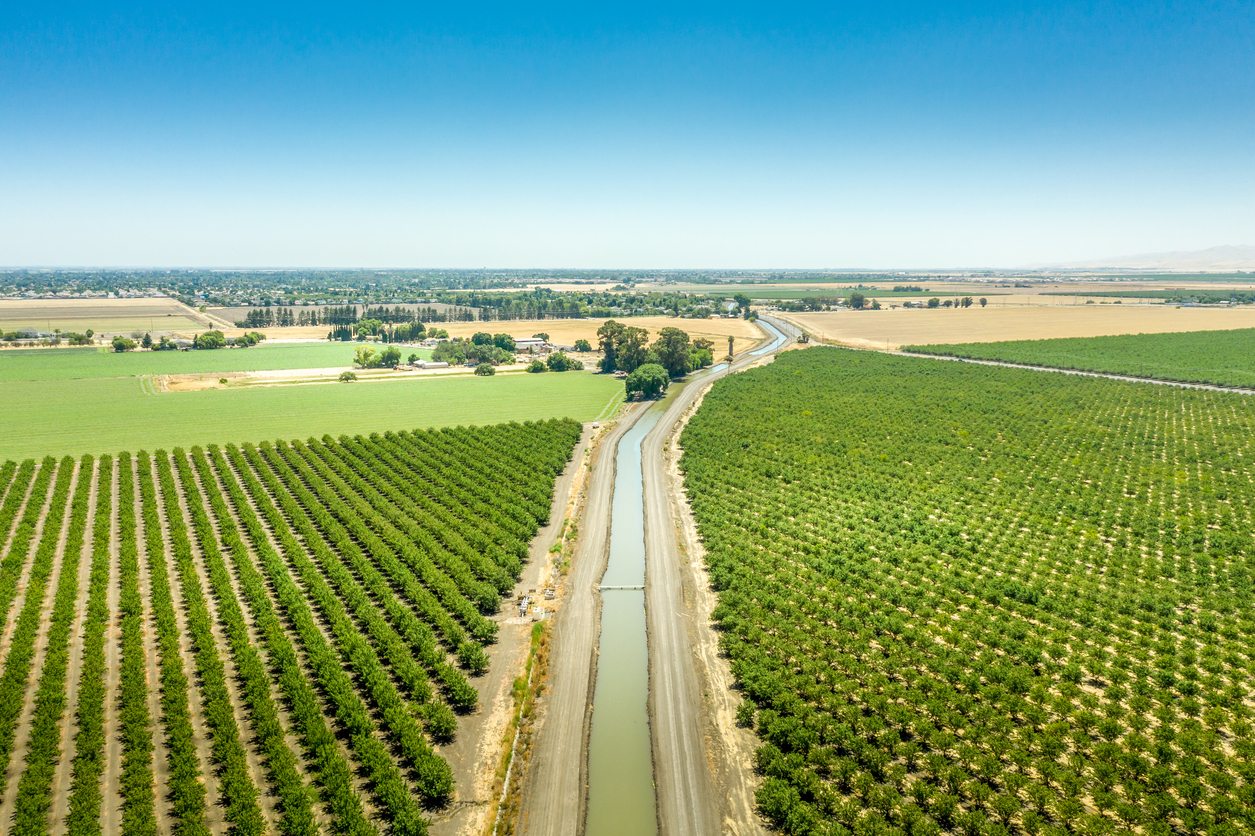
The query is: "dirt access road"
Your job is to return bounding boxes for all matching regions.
[640,316,796,836]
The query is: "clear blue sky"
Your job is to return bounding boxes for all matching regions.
[2,1,1252,268]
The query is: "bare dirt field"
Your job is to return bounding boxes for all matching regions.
[781,305,1255,349]
[0,298,211,334]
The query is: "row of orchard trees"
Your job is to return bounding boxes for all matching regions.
[681,349,1255,836]
[0,418,581,835]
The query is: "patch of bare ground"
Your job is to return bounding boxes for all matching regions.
[164,372,250,392]
[428,426,592,836]
[134,456,175,836]
[221,450,379,822]
[0,461,80,825]
[168,453,279,832]
[0,297,212,335]
[664,389,770,836]
[50,459,103,836]
[197,452,329,831]
[149,457,227,836]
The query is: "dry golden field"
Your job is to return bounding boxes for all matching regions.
[781,304,1255,349]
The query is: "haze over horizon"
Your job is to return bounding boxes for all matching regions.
[3,2,1252,269]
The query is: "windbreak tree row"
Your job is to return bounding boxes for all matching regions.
[680,349,1255,836]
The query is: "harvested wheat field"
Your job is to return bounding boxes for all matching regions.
[0,297,213,335]
[781,304,1255,349]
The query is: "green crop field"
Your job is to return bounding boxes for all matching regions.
[905,328,1255,388]
[1,371,620,460]
[681,348,1254,836]
[0,342,431,382]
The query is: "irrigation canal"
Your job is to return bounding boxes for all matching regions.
[585,402,662,836]
[583,318,789,835]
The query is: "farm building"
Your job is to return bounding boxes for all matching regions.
[513,337,549,353]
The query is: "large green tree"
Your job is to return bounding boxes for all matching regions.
[651,327,692,378]
[193,330,227,350]
[615,326,650,373]
[596,320,624,372]
[625,363,669,398]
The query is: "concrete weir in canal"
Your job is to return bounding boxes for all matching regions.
[585,402,663,836]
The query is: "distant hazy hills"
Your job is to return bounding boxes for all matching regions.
[1047,245,1255,272]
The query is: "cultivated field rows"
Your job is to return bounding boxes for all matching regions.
[0,419,581,836]
[681,349,1255,836]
